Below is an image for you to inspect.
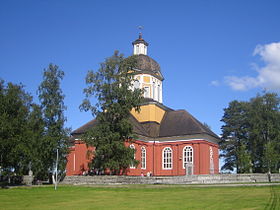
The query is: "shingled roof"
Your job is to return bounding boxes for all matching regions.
[71,105,220,143]
[159,110,218,138]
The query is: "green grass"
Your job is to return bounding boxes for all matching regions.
[0,185,279,210]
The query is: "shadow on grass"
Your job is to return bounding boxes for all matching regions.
[265,186,280,210]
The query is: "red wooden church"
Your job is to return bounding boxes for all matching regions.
[66,34,220,176]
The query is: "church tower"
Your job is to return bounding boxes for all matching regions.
[131,33,164,103]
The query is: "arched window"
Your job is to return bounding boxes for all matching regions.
[134,80,140,89]
[162,147,172,169]
[141,147,146,169]
[130,144,136,169]
[183,146,193,169]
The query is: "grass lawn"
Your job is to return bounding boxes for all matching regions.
[0,185,279,210]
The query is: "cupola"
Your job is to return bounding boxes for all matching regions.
[132,32,148,55]
[130,33,164,103]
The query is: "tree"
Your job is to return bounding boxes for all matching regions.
[80,51,144,174]
[248,93,280,172]
[0,80,33,175]
[220,100,250,173]
[236,143,251,173]
[263,141,279,173]
[38,64,70,180]
[220,93,280,173]
[25,104,45,178]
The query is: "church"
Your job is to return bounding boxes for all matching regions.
[66,34,220,176]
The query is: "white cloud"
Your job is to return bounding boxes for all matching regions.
[210,80,220,87]
[225,42,280,91]
[225,76,260,91]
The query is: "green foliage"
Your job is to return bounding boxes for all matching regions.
[249,93,280,172]
[80,51,144,174]
[26,104,46,178]
[0,80,30,173]
[0,64,69,180]
[220,92,280,173]
[220,100,250,172]
[236,143,251,173]
[263,141,279,173]
[38,64,70,179]
[0,80,39,175]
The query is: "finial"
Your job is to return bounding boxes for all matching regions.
[138,25,144,39]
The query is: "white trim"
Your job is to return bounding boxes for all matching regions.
[146,138,214,143]
[141,146,146,169]
[144,86,150,98]
[130,144,136,169]
[73,153,76,171]
[162,147,173,170]
[209,146,214,174]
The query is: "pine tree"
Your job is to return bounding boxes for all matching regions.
[220,100,250,172]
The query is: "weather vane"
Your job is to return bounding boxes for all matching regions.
[138,25,144,35]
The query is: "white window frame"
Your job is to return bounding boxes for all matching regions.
[144,86,150,98]
[157,85,160,102]
[183,146,193,169]
[162,147,172,169]
[209,146,214,174]
[141,146,146,169]
[130,144,136,169]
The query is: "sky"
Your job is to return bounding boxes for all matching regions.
[1,0,280,137]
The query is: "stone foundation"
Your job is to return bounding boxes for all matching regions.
[61,173,280,185]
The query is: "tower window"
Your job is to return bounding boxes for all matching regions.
[144,86,150,98]
[157,85,160,101]
[134,80,140,89]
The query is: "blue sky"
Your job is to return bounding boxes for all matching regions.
[1,0,280,136]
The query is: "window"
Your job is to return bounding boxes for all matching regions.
[209,146,214,174]
[144,86,150,98]
[162,147,172,169]
[152,82,155,99]
[130,144,136,169]
[157,85,160,101]
[183,146,193,169]
[136,45,139,54]
[141,147,146,169]
[134,80,140,89]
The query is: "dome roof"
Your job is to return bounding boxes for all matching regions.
[131,54,164,80]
